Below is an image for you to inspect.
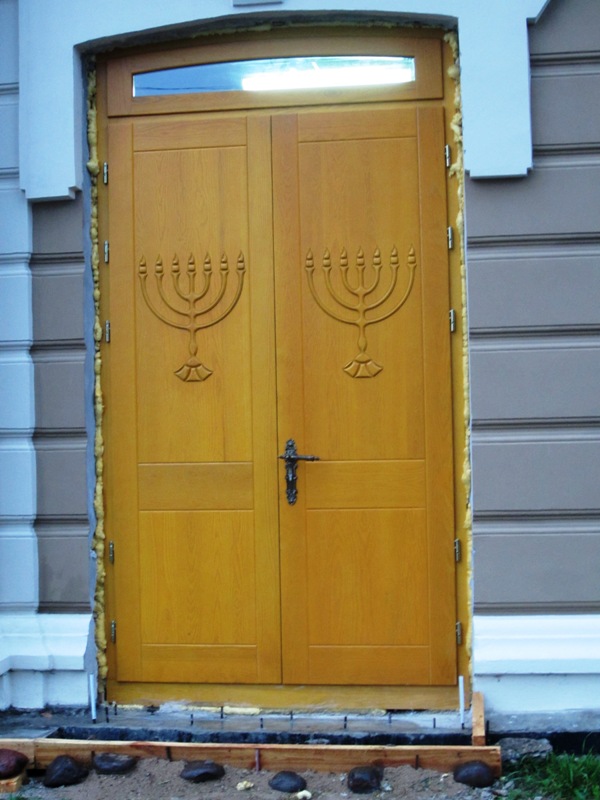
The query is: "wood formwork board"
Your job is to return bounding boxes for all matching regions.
[0,738,502,777]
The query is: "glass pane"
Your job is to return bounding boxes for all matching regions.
[133,56,415,97]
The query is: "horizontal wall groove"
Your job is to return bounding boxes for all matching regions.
[0,83,18,96]
[469,329,600,348]
[35,514,89,525]
[534,144,600,158]
[467,233,600,249]
[33,432,87,448]
[30,252,84,265]
[472,421,600,443]
[474,517,600,534]
[531,52,600,68]
[467,240,600,259]
[474,510,600,523]
[35,521,90,536]
[31,346,86,363]
[0,168,19,181]
[38,603,92,613]
[475,602,600,614]
[0,252,32,266]
[533,151,600,169]
[30,261,85,277]
[30,340,85,354]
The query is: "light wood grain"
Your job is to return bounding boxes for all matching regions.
[10,737,501,777]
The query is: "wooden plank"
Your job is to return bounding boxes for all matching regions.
[6,737,500,777]
[0,771,25,794]
[471,691,487,747]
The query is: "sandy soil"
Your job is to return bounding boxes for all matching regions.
[11,759,502,800]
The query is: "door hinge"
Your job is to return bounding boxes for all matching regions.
[110,620,117,643]
[449,308,457,333]
[102,162,109,185]
[456,621,463,646]
[103,240,110,263]
[104,320,111,343]
[454,537,462,562]
[108,540,114,564]
[444,144,451,168]
[447,226,454,250]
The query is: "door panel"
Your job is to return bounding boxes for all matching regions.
[108,114,281,683]
[106,103,456,688]
[273,107,456,685]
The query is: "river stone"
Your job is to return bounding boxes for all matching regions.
[453,760,495,788]
[0,748,28,779]
[43,755,89,787]
[93,752,138,774]
[180,759,225,782]
[498,737,553,765]
[268,770,307,792]
[347,765,383,794]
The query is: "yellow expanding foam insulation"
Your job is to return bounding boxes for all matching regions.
[86,65,108,682]
[444,31,473,661]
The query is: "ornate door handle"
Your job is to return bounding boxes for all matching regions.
[278,439,320,505]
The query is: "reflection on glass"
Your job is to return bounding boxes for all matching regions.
[133,56,415,97]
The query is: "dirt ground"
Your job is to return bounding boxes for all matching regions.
[11,758,503,800]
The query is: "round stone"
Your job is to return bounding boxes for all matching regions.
[43,755,89,788]
[0,748,28,779]
[180,759,225,782]
[453,760,495,788]
[93,752,138,774]
[347,765,383,794]
[268,770,307,792]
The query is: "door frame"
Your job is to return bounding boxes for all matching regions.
[94,24,471,710]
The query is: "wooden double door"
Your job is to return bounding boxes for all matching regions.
[105,97,457,689]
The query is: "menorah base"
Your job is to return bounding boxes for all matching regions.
[174,358,213,382]
[343,353,383,378]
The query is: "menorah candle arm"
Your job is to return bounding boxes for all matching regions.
[339,264,357,294]
[305,267,357,326]
[323,267,359,313]
[195,269,245,330]
[364,261,417,327]
[364,264,384,298]
[365,264,399,310]
[155,273,191,319]
[138,274,191,331]
[194,268,229,318]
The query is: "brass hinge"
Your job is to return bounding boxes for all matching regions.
[102,162,108,185]
[449,308,456,333]
[110,620,117,643]
[108,540,114,564]
[447,226,454,250]
[444,144,451,168]
[454,538,462,562]
[104,320,111,343]
[104,240,110,263]
[456,621,463,646]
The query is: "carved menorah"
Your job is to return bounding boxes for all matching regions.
[305,245,417,377]
[138,251,246,381]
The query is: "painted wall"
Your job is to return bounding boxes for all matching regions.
[1,0,599,712]
[469,0,600,709]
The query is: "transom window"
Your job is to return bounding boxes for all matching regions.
[133,55,416,96]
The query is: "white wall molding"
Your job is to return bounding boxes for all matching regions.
[0,613,92,709]
[19,0,550,200]
[473,614,600,712]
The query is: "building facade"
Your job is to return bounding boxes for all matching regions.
[1,0,599,712]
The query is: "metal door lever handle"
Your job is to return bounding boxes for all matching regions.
[278,439,320,505]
